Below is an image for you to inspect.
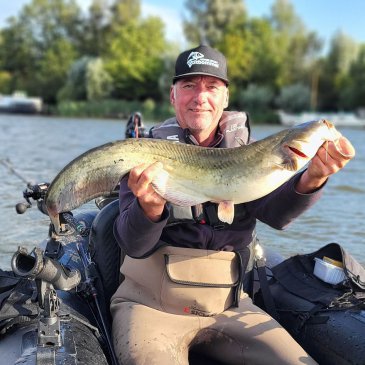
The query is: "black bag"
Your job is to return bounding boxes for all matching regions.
[271,242,365,308]
[255,243,365,365]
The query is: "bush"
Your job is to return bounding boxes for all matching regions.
[276,83,311,113]
[0,71,12,94]
[55,99,174,121]
[236,84,274,111]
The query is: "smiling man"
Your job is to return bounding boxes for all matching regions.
[110,44,354,365]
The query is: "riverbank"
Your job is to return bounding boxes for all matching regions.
[50,99,174,122]
[48,99,281,124]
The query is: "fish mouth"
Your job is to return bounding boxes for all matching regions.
[287,146,308,159]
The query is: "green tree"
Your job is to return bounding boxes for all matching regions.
[237,83,274,110]
[183,0,246,46]
[318,31,359,110]
[0,71,12,94]
[34,38,77,103]
[109,0,141,26]
[86,58,113,100]
[268,0,322,87]
[276,83,311,112]
[0,0,83,102]
[80,0,110,56]
[105,15,167,100]
[219,17,281,107]
[0,17,38,92]
[340,44,365,110]
[58,57,112,101]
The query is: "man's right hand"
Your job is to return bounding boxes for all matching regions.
[127,162,166,222]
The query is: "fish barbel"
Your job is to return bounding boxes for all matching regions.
[45,120,342,233]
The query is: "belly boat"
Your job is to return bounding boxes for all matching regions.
[0,184,364,365]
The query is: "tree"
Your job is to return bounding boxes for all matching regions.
[276,83,311,112]
[0,0,83,102]
[80,0,110,56]
[183,0,246,46]
[34,39,77,103]
[0,17,39,92]
[86,58,113,100]
[58,57,112,101]
[318,31,359,110]
[268,0,322,86]
[236,83,274,111]
[105,14,167,100]
[340,44,365,110]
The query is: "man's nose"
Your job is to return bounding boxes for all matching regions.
[193,86,208,103]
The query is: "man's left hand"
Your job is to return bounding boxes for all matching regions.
[296,136,356,194]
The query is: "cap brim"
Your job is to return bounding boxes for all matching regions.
[173,72,229,85]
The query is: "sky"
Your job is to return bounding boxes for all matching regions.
[1,0,365,51]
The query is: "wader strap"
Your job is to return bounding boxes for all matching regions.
[256,250,280,321]
[204,203,224,229]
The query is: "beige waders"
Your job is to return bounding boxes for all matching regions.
[111,246,317,365]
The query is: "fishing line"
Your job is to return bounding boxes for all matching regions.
[0,158,32,186]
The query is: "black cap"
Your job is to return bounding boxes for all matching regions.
[173,45,229,85]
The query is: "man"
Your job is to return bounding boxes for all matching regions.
[125,112,146,138]
[111,45,355,364]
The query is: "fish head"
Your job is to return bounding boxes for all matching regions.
[277,120,342,171]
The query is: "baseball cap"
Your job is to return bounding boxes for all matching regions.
[173,45,229,85]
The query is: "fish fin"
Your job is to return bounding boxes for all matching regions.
[217,201,235,224]
[51,214,61,234]
[275,158,298,171]
[235,137,246,146]
[152,170,203,206]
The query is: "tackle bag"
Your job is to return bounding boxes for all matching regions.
[255,242,365,365]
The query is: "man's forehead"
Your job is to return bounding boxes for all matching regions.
[177,75,226,85]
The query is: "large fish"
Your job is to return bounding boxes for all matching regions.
[45,120,342,233]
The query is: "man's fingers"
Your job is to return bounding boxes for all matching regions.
[332,137,356,160]
[128,162,164,196]
[128,163,149,189]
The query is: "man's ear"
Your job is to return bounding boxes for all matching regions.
[170,85,175,105]
[224,88,229,108]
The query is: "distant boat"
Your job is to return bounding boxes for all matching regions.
[0,92,43,114]
[278,110,365,127]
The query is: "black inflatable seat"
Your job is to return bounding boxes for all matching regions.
[89,199,124,325]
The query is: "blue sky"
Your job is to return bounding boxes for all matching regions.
[1,0,365,51]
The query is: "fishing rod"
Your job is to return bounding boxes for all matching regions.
[0,158,32,187]
[0,158,49,215]
[63,213,120,365]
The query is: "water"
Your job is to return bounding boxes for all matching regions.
[0,114,364,270]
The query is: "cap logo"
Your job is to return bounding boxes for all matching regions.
[187,51,219,69]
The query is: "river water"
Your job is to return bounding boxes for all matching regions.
[0,114,364,270]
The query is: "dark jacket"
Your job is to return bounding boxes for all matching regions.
[114,112,323,264]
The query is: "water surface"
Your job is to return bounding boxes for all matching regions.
[0,114,364,269]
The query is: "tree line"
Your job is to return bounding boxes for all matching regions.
[0,0,364,122]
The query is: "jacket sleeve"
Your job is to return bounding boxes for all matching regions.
[245,170,325,230]
[113,175,170,258]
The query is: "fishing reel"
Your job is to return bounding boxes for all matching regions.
[16,182,49,215]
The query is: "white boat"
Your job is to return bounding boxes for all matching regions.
[278,110,365,127]
[0,92,43,114]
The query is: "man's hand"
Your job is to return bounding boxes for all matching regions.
[296,136,356,194]
[128,162,166,222]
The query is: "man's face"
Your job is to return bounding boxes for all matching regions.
[170,76,229,141]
